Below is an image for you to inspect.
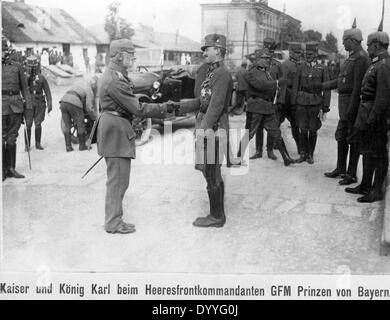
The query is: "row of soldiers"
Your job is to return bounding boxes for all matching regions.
[2,39,52,181]
[234,17,390,204]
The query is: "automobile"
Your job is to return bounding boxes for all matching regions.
[61,64,199,147]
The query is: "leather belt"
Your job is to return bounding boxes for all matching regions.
[2,90,20,96]
[103,110,132,121]
[249,96,272,102]
[66,90,83,102]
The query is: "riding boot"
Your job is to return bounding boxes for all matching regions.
[296,131,308,163]
[346,153,374,195]
[6,144,25,179]
[35,127,44,150]
[306,131,317,164]
[358,155,387,203]
[324,140,348,178]
[193,185,225,228]
[276,139,295,167]
[64,133,74,152]
[266,133,277,160]
[339,143,359,185]
[78,132,88,151]
[218,181,226,225]
[24,128,31,152]
[2,142,7,181]
[291,125,300,154]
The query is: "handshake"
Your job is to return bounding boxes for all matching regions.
[165,100,182,116]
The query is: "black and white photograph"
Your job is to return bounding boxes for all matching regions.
[1,0,390,301]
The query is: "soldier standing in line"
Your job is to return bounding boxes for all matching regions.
[250,38,284,160]
[279,42,304,155]
[321,19,370,186]
[231,61,248,115]
[24,55,52,151]
[352,20,390,203]
[292,42,331,164]
[96,39,175,234]
[173,34,233,228]
[2,38,31,181]
[236,49,295,166]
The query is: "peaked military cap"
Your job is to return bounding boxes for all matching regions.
[288,42,303,53]
[305,41,319,52]
[109,39,135,57]
[367,18,389,45]
[343,18,363,42]
[263,37,276,45]
[201,33,227,51]
[26,55,40,67]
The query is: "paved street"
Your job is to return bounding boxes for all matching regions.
[1,85,390,274]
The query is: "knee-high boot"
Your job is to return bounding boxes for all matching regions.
[35,127,44,150]
[296,130,308,163]
[346,153,374,195]
[306,131,317,164]
[6,144,25,179]
[339,143,359,185]
[276,138,295,167]
[24,128,31,152]
[324,140,348,178]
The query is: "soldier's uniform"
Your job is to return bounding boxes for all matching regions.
[352,25,390,203]
[60,78,98,151]
[253,44,284,160]
[280,42,304,154]
[323,21,370,186]
[24,55,52,151]
[178,34,233,228]
[96,39,168,233]
[2,38,30,180]
[237,51,295,166]
[292,42,331,164]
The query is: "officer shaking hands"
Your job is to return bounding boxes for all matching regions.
[96,39,177,234]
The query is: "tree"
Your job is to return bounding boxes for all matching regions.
[280,20,304,45]
[322,32,338,53]
[104,1,134,41]
[303,29,322,42]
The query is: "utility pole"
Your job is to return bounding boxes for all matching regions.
[241,21,249,61]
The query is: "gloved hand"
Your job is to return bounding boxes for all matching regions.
[166,100,181,116]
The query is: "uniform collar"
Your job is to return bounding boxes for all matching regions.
[372,51,389,63]
[108,61,128,76]
[207,60,223,72]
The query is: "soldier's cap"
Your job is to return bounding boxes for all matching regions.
[343,18,363,42]
[305,41,319,52]
[288,42,303,53]
[255,49,270,59]
[26,55,40,66]
[367,19,389,45]
[201,33,227,51]
[109,39,135,57]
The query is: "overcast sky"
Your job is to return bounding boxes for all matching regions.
[27,0,388,50]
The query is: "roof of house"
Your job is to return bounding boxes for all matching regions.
[2,1,100,45]
[87,24,202,53]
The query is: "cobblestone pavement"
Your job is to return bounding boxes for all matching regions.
[2,86,390,274]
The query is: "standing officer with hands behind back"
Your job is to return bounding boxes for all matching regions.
[96,39,177,234]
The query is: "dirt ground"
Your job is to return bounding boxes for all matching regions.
[1,84,390,274]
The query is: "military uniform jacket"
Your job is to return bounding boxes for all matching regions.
[280,58,299,105]
[2,61,30,115]
[235,66,248,91]
[28,73,52,109]
[245,62,277,114]
[97,61,167,158]
[323,47,370,121]
[355,52,390,130]
[180,61,233,134]
[292,61,331,111]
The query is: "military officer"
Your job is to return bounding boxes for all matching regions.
[173,34,233,228]
[292,42,331,164]
[352,20,390,203]
[251,38,284,160]
[237,49,295,166]
[96,39,174,234]
[24,55,52,151]
[280,42,304,154]
[2,38,31,181]
[60,76,99,152]
[321,19,370,187]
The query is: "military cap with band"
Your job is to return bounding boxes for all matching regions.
[26,55,40,66]
[305,41,319,52]
[343,18,363,42]
[367,18,389,45]
[109,39,135,57]
[201,33,227,51]
[288,42,303,53]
